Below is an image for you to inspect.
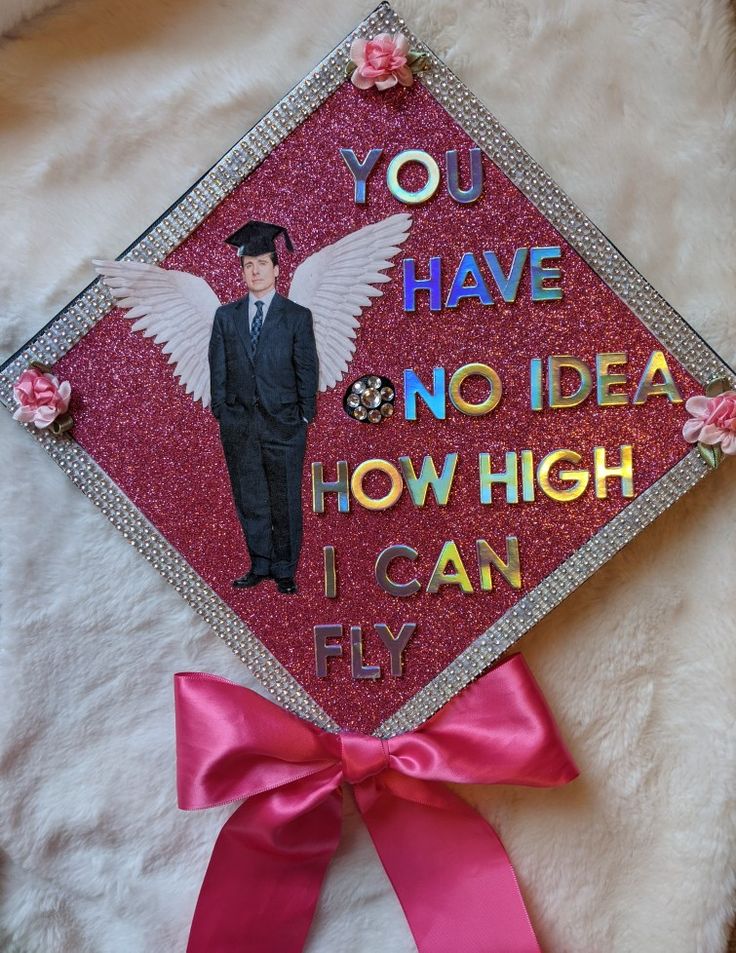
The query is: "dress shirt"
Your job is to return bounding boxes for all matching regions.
[247,287,276,331]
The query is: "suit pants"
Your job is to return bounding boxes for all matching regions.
[218,402,307,579]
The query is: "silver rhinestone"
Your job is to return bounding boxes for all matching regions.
[361,387,381,409]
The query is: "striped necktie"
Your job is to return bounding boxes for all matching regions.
[250,300,264,352]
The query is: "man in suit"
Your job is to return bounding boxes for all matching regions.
[208,221,318,595]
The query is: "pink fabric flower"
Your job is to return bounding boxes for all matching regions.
[12,367,71,428]
[682,390,736,455]
[350,33,413,90]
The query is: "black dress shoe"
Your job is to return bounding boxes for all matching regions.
[275,577,297,595]
[232,571,269,589]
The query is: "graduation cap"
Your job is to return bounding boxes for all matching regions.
[225,220,294,257]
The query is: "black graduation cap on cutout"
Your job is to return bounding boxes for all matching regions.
[225,220,294,257]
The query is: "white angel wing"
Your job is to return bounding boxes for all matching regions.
[92,259,221,407]
[287,213,412,391]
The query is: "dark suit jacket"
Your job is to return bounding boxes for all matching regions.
[208,292,318,427]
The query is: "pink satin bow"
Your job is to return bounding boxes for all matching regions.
[175,654,578,953]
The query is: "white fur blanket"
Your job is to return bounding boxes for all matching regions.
[1,1,735,951]
[0,0,61,37]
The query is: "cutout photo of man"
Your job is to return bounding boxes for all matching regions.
[208,220,318,595]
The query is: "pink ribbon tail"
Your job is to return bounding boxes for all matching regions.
[175,655,578,953]
[355,774,542,952]
[186,775,342,953]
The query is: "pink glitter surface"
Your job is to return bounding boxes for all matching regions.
[55,82,700,732]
